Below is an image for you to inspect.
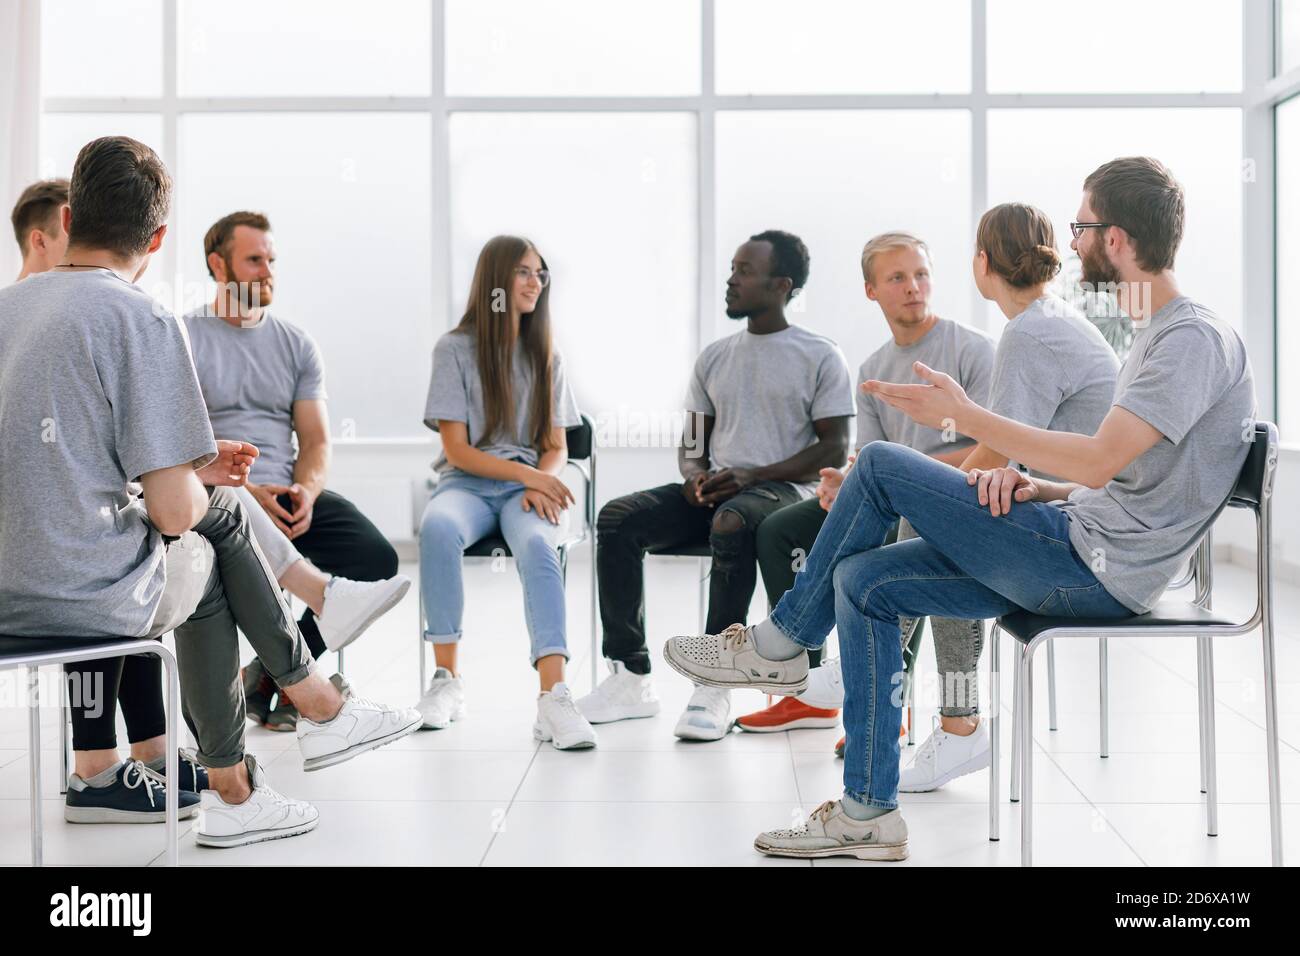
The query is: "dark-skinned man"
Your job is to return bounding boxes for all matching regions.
[579,230,854,740]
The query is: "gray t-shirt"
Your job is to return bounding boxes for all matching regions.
[988,295,1120,479]
[0,270,217,638]
[425,329,581,477]
[686,323,855,496]
[1058,297,1255,614]
[184,305,327,486]
[856,317,995,456]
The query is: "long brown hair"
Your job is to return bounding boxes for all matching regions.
[975,203,1061,288]
[456,235,558,453]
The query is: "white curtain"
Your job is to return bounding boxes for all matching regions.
[0,0,41,282]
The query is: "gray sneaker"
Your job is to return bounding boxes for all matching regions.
[754,800,909,861]
[663,623,809,695]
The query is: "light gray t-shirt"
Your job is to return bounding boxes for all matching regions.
[1058,297,1256,614]
[184,305,327,486]
[0,270,217,638]
[425,329,581,477]
[856,317,995,456]
[686,323,855,496]
[988,295,1120,479]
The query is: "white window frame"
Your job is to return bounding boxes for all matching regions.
[41,0,1281,436]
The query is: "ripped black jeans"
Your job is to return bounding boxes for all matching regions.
[596,480,805,675]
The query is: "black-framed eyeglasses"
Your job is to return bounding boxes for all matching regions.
[1069,221,1114,240]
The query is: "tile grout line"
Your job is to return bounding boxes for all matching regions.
[1122,637,1300,757]
[476,739,543,867]
[1032,737,1150,867]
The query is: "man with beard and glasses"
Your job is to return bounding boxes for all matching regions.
[185,212,407,732]
[580,230,855,741]
[664,157,1256,861]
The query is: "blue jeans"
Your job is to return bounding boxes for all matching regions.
[419,473,570,665]
[769,441,1130,810]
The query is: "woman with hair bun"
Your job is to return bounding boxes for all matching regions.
[881,202,1123,794]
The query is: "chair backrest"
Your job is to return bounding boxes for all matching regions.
[1227,421,1278,511]
[565,413,595,463]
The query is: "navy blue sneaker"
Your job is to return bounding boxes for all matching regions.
[65,759,200,823]
[165,750,210,794]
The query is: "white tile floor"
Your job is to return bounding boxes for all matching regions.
[2,554,1297,866]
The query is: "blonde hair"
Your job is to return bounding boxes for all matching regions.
[860,231,931,283]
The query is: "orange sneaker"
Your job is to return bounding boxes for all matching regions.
[735,696,839,733]
[834,724,907,758]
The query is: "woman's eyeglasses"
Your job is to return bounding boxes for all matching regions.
[514,267,550,287]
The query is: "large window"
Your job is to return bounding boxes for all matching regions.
[1277,96,1300,431]
[38,0,1268,441]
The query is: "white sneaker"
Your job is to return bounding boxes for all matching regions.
[417,667,466,730]
[898,717,992,792]
[534,683,598,750]
[576,660,660,723]
[317,574,411,653]
[195,755,319,848]
[673,684,732,741]
[799,657,844,710]
[663,623,808,695]
[754,799,908,861]
[297,692,423,771]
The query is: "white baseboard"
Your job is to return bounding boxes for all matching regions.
[1214,542,1300,587]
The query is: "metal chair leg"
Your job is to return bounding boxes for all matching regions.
[28,665,42,867]
[1198,635,1218,837]
[336,648,344,676]
[989,623,1001,842]
[59,672,70,797]
[1260,608,1283,866]
[1010,649,1021,804]
[1019,646,1035,867]
[906,670,916,746]
[158,647,180,867]
[418,588,427,696]
[590,536,599,689]
[1046,640,1058,732]
[697,556,708,632]
[1098,638,1109,758]
[1197,637,1208,793]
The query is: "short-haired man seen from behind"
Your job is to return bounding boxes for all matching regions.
[0,136,421,846]
[582,230,855,740]
[665,156,1255,861]
[739,233,994,753]
[12,178,70,281]
[185,212,408,731]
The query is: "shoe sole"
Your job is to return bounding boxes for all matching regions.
[533,723,597,750]
[301,713,423,771]
[735,715,840,734]
[673,723,730,742]
[323,577,412,653]
[753,838,908,862]
[65,804,199,824]
[196,816,319,848]
[662,640,808,696]
[419,703,466,731]
[579,703,661,724]
[898,746,992,793]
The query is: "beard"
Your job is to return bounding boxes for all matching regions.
[724,304,750,319]
[224,255,273,309]
[1079,240,1120,288]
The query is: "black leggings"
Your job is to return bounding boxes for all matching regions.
[64,653,166,752]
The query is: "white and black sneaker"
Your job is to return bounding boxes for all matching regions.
[65,759,199,824]
[196,754,318,848]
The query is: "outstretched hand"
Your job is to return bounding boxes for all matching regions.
[861,361,971,431]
